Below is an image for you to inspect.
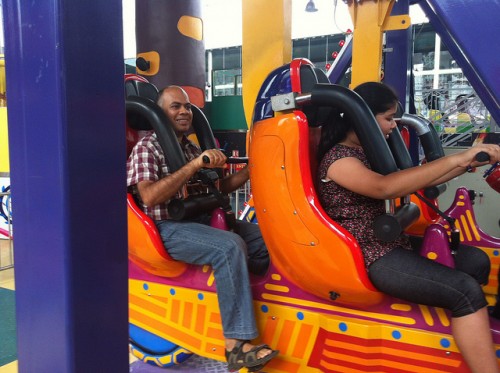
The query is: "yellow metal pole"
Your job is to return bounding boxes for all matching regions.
[0,56,8,173]
[0,108,8,173]
[347,0,410,88]
[242,0,292,128]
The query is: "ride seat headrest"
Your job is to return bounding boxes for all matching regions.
[125,80,160,132]
[300,65,332,128]
[125,80,159,102]
[313,67,330,84]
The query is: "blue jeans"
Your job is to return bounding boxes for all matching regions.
[368,238,490,317]
[155,218,269,340]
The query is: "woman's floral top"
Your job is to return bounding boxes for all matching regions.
[317,144,411,269]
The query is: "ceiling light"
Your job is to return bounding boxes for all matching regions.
[305,0,318,12]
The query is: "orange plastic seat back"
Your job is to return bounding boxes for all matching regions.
[249,59,383,307]
[250,112,383,306]
[127,194,187,277]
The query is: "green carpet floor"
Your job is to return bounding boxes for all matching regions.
[0,287,17,366]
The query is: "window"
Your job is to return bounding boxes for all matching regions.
[212,69,241,97]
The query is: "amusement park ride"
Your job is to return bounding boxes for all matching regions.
[3,0,499,372]
[125,1,500,372]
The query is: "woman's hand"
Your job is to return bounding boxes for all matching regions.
[455,144,500,170]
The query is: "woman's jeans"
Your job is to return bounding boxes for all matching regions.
[368,239,490,317]
[156,218,269,340]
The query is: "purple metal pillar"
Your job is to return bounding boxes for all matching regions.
[328,36,353,85]
[384,0,411,107]
[384,0,420,164]
[2,0,128,372]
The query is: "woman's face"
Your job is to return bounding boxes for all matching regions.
[375,103,398,139]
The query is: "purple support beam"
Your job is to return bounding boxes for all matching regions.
[2,1,129,372]
[328,36,353,85]
[384,0,421,164]
[384,0,412,108]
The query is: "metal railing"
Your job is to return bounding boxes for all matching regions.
[415,88,498,147]
[226,159,252,220]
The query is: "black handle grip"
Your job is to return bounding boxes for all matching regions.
[475,151,490,163]
[226,157,249,164]
[423,183,447,199]
[202,155,248,165]
[373,203,420,242]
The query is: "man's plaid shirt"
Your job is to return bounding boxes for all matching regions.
[126,131,201,220]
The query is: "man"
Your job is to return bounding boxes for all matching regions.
[126,86,278,371]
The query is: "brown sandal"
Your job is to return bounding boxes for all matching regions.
[225,340,279,372]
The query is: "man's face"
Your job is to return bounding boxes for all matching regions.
[160,88,193,136]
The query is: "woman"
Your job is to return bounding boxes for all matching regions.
[317,82,500,373]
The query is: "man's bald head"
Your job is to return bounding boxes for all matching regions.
[157,85,189,108]
[157,85,193,137]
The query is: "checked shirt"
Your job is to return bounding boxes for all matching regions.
[127,131,201,220]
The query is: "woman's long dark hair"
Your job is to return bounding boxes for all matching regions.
[317,109,350,162]
[317,82,398,162]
